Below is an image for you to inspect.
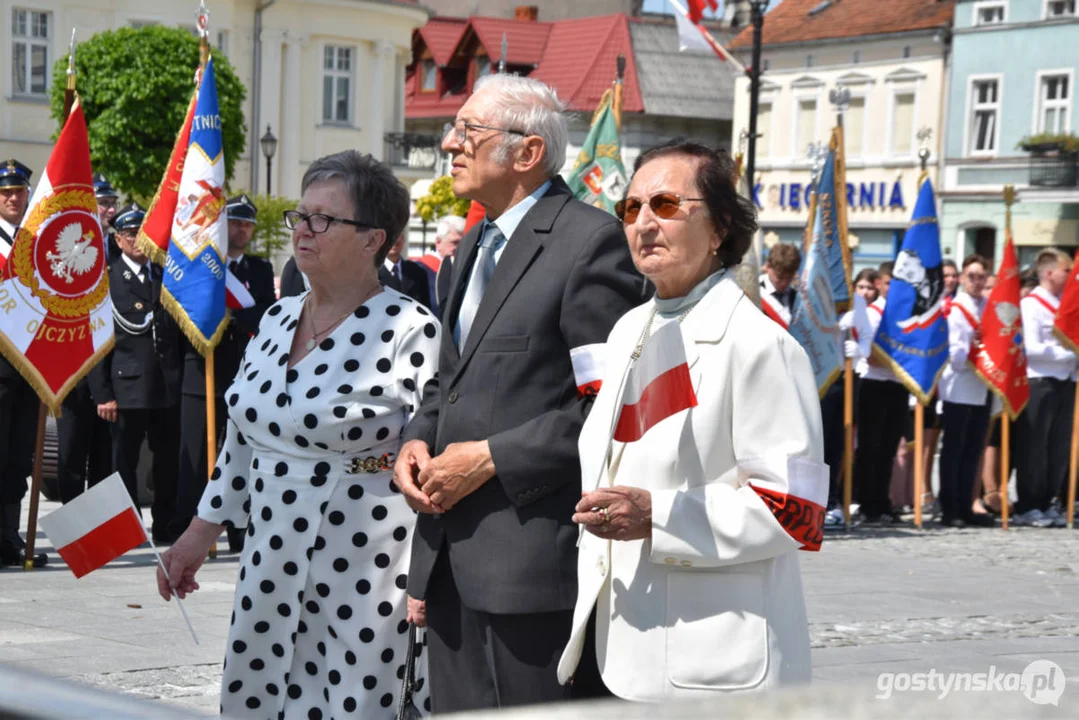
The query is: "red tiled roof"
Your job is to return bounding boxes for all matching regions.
[416,17,467,66]
[406,13,643,119]
[532,14,643,113]
[728,0,955,49]
[466,17,552,66]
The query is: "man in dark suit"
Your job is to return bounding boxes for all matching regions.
[171,195,275,547]
[0,158,45,567]
[279,255,307,297]
[55,175,121,503]
[393,75,645,712]
[379,233,432,308]
[88,203,183,543]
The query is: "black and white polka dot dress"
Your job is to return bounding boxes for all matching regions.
[197,289,439,719]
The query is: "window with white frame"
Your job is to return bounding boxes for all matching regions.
[892,92,916,155]
[11,8,51,97]
[757,102,773,158]
[969,79,1000,154]
[322,46,353,124]
[846,96,866,157]
[974,2,1006,25]
[1037,73,1070,133]
[1046,0,1076,18]
[796,98,818,156]
[420,59,437,92]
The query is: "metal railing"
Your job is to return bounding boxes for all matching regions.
[1029,148,1078,188]
[383,132,443,171]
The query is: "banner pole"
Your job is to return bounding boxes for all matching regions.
[23,404,47,570]
[914,402,924,529]
[1001,414,1010,530]
[1067,383,1079,529]
[206,350,218,559]
[843,359,854,531]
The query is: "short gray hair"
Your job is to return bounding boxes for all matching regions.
[436,215,466,239]
[301,150,411,266]
[473,74,568,177]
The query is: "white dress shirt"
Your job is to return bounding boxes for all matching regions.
[861,297,898,382]
[120,253,149,281]
[484,179,552,263]
[939,290,988,405]
[1023,286,1076,380]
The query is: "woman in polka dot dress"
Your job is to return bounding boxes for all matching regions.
[158,151,437,718]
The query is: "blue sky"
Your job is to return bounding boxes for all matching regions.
[641,0,784,15]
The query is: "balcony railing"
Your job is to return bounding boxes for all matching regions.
[1028,146,1078,188]
[384,132,442,171]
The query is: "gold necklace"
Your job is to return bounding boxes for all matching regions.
[303,296,362,351]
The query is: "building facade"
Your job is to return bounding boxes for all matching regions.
[729,0,954,270]
[2,0,428,201]
[941,0,1079,268]
[401,9,739,251]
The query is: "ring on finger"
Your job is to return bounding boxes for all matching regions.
[598,506,610,525]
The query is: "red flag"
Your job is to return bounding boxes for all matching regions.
[613,321,698,442]
[138,91,197,261]
[1053,251,1079,354]
[37,473,147,578]
[970,233,1029,419]
[0,99,114,413]
[686,0,718,23]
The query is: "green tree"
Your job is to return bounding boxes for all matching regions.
[50,26,246,199]
[414,175,470,223]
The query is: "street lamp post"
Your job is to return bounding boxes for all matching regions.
[261,124,278,196]
[743,0,769,209]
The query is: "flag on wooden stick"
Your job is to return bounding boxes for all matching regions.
[972,233,1029,419]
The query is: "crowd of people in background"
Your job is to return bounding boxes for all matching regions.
[760,242,1075,530]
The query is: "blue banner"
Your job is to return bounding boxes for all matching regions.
[789,181,843,396]
[815,146,851,310]
[163,58,228,354]
[872,178,949,404]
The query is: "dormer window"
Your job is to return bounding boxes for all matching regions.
[475,55,492,81]
[420,59,437,93]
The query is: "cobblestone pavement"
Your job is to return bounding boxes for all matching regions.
[1,501,1077,715]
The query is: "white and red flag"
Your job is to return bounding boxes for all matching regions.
[570,343,605,397]
[0,98,113,413]
[613,320,698,442]
[37,473,145,578]
[669,0,746,72]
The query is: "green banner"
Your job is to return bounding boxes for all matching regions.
[565,93,627,215]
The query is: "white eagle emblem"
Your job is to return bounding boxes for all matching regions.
[45,222,99,284]
[995,301,1020,328]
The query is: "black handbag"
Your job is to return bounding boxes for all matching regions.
[396,622,422,720]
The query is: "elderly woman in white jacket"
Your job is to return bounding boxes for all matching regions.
[557,140,827,701]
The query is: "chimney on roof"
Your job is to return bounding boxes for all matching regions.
[515,5,538,21]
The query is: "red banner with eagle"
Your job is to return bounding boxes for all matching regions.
[0,98,113,414]
[970,233,1029,420]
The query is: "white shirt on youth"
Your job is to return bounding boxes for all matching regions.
[1022,286,1076,380]
[939,290,988,406]
[860,297,899,382]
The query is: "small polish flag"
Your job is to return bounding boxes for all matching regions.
[37,473,146,578]
[570,343,605,397]
[669,0,746,73]
[851,292,874,358]
[613,321,697,443]
[225,267,255,310]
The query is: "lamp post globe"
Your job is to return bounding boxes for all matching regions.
[261,124,277,196]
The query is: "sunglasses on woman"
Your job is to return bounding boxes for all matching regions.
[614,192,706,225]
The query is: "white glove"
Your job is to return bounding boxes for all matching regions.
[844,339,860,359]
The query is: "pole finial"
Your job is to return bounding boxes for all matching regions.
[196,0,211,68]
[498,33,508,74]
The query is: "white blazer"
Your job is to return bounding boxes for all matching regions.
[938,291,988,406]
[557,275,827,701]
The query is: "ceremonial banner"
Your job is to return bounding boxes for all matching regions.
[872,179,949,404]
[139,58,228,355]
[613,321,697,442]
[566,89,627,216]
[0,99,113,413]
[818,130,853,310]
[972,234,1029,419]
[789,185,843,396]
[1054,249,1079,354]
[38,473,146,578]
